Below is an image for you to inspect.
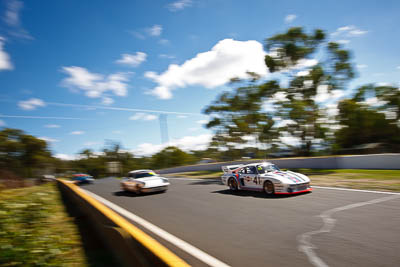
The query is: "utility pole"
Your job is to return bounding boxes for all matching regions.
[159,113,169,145]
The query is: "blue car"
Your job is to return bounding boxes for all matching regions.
[73,174,94,184]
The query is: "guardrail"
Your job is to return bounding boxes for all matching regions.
[157,153,400,174]
[56,179,189,267]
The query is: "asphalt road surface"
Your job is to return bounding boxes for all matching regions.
[80,178,400,267]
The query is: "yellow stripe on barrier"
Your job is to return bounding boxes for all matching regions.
[58,179,190,267]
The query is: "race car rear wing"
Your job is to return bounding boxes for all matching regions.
[222,164,243,174]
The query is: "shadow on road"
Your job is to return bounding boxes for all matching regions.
[113,191,165,197]
[211,189,312,199]
[188,179,223,186]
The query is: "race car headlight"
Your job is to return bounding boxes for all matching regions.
[136,182,145,188]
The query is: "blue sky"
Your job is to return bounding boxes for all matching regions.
[0,0,399,159]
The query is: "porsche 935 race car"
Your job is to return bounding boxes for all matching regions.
[121,170,170,194]
[221,162,312,195]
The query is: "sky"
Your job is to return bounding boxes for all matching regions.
[0,0,399,159]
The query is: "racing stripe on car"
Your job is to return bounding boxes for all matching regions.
[274,171,301,183]
[290,172,305,182]
[235,173,242,189]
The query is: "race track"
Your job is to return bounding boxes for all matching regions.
[79,177,400,267]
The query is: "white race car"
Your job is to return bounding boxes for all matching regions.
[121,170,170,194]
[221,162,312,195]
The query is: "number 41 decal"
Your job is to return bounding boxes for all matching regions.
[253,176,261,184]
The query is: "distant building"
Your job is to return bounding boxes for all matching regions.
[107,161,122,174]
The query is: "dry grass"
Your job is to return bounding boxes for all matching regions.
[0,183,87,266]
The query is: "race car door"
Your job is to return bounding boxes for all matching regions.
[242,166,258,188]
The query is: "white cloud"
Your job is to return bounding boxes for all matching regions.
[130,31,145,39]
[331,90,345,100]
[4,0,22,26]
[44,124,60,128]
[337,39,350,44]
[314,85,345,104]
[167,0,192,11]
[102,97,114,105]
[159,39,170,45]
[314,85,330,103]
[376,82,390,86]
[61,66,130,99]
[363,97,387,107]
[357,64,368,69]
[348,29,368,36]
[84,141,99,146]
[116,52,147,67]
[284,14,297,23]
[331,25,367,37]
[39,137,59,143]
[188,127,199,132]
[0,119,5,127]
[159,54,176,59]
[70,131,85,135]
[18,98,46,110]
[3,0,32,39]
[396,66,400,70]
[146,25,162,36]
[112,130,123,134]
[196,119,208,125]
[133,133,212,156]
[296,70,309,76]
[280,134,300,147]
[0,37,13,71]
[129,112,158,121]
[177,115,187,119]
[55,153,76,161]
[325,103,339,117]
[273,92,288,102]
[273,118,297,128]
[295,58,318,69]
[145,39,268,99]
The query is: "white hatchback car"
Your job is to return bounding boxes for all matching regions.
[121,170,170,194]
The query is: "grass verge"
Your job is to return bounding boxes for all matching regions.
[0,183,87,266]
[165,169,400,192]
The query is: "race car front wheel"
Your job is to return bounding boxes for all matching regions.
[263,181,275,195]
[228,177,238,191]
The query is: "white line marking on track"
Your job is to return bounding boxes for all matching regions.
[79,188,230,267]
[167,177,220,182]
[297,194,400,267]
[312,186,400,195]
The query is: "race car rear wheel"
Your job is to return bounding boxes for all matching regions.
[263,181,275,195]
[228,177,238,191]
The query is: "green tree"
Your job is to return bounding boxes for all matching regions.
[335,99,400,149]
[265,27,355,155]
[204,27,355,156]
[334,84,400,151]
[150,146,196,169]
[0,128,52,177]
[204,78,280,158]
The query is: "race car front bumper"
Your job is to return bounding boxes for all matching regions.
[141,185,168,193]
[275,182,312,194]
[275,187,313,195]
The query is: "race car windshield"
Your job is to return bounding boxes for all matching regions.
[257,164,280,173]
[135,172,156,178]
